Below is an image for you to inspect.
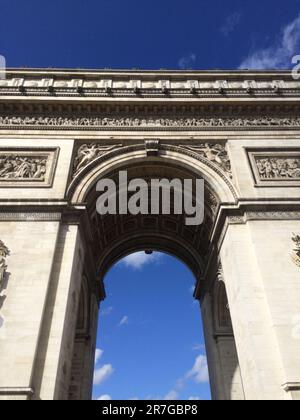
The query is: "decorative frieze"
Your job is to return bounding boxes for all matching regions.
[0,148,59,187]
[2,114,300,130]
[248,149,300,186]
[0,241,9,290]
[291,234,300,267]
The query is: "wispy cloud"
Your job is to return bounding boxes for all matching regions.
[120,251,163,270]
[119,315,129,326]
[94,348,114,386]
[94,348,104,365]
[101,306,114,316]
[221,12,242,37]
[93,364,114,386]
[178,53,197,70]
[239,13,300,69]
[97,394,112,400]
[192,344,206,352]
[164,390,179,401]
[186,355,209,384]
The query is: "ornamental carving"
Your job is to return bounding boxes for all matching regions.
[255,157,300,180]
[2,115,300,129]
[182,144,232,178]
[0,241,9,290]
[0,155,47,180]
[248,150,300,186]
[73,144,122,176]
[291,234,300,267]
[0,149,59,187]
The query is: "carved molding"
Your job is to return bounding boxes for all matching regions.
[0,70,300,100]
[291,234,300,267]
[248,149,300,186]
[0,240,9,290]
[0,148,59,187]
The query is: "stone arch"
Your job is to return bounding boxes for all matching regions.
[63,142,244,400]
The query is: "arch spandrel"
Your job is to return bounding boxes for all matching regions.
[67,143,238,205]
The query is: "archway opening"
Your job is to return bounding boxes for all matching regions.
[66,146,241,400]
[93,251,212,401]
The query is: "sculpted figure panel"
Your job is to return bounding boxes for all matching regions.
[248,150,300,186]
[0,156,47,180]
[73,144,122,176]
[182,143,232,178]
[255,157,300,180]
[1,114,300,129]
[292,234,300,268]
[0,149,59,187]
[0,240,9,290]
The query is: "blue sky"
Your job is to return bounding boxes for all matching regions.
[2,0,300,401]
[1,0,300,70]
[93,252,210,401]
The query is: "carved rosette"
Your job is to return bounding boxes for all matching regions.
[291,234,300,268]
[0,240,9,289]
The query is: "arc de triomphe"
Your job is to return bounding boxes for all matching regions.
[0,69,300,400]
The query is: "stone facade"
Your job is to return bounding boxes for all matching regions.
[0,69,300,400]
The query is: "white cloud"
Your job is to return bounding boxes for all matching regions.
[119,315,129,326]
[93,364,114,386]
[97,394,112,400]
[164,390,179,400]
[101,306,114,316]
[188,396,202,401]
[120,251,163,270]
[221,12,242,36]
[192,344,206,352]
[178,53,196,70]
[95,348,104,365]
[186,355,209,384]
[239,13,300,69]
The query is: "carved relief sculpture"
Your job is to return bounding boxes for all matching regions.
[2,114,300,130]
[182,143,232,178]
[291,234,300,267]
[255,157,300,180]
[248,150,300,186]
[0,155,47,180]
[0,240,9,290]
[73,144,122,176]
[0,149,59,187]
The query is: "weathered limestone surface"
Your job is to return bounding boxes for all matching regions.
[0,221,60,400]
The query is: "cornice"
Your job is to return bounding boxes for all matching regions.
[0,68,300,101]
